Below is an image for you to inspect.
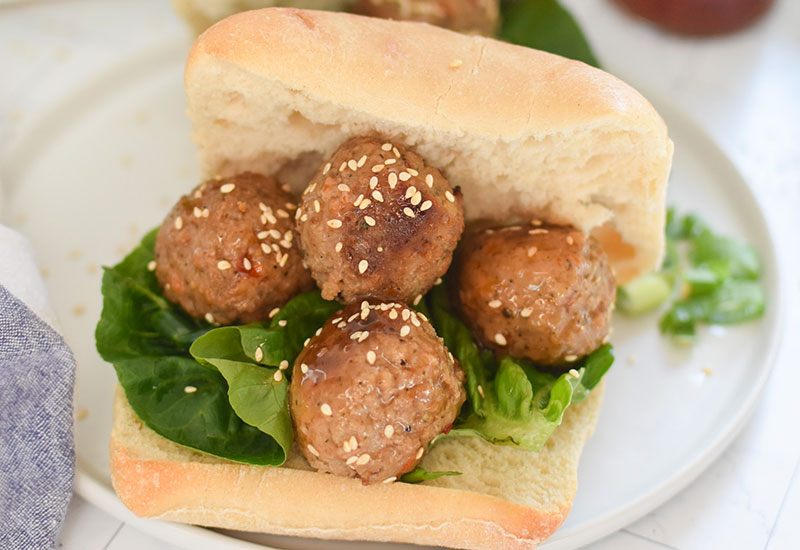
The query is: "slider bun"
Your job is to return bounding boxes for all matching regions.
[111,382,604,550]
[185,8,672,283]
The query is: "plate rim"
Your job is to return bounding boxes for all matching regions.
[3,41,785,550]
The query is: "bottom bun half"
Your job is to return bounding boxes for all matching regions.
[110,381,605,550]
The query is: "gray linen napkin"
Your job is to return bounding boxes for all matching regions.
[0,250,76,548]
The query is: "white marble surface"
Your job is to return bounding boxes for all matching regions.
[1,1,798,549]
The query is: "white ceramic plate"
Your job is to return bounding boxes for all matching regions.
[1,39,782,550]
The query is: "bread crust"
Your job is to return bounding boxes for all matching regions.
[111,382,604,549]
[185,8,672,283]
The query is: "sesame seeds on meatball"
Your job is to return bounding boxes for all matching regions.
[296,136,465,304]
[454,223,616,366]
[154,172,313,325]
[290,300,465,485]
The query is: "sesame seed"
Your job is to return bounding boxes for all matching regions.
[405,186,417,199]
[266,213,278,224]
[383,476,397,484]
[393,147,400,157]
[184,385,197,393]
[494,333,507,346]
[147,260,156,272]
[348,313,359,322]
[477,385,485,398]
[307,182,317,194]
[358,332,369,342]
[400,325,410,337]
[445,191,455,202]
[273,370,283,382]
[565,354,578,362]
[279,360,289,370]
[217,260,231,270]
[450,59,463,69]
[488,300,502,309]
[335,242,343,253]
[202,208,209,218]
[348,160,358,171]
[295,208,302,220]
[420,200,432,211]
[528,246,538,257]
[372,190,384,202]
[338,321,347,328]
[365,216,376,226]
[399,172,412,182]
[257,230,269,239]
[381,143,392,151]
[569,368,580,378]
[384,424,394,438]
[269,229,281,239]
[204,313,215,324]
[346,455,358,465]
[359,199,372,210]
[359,260,369,273]
[349,436,358,450]
[411,191,422,206]
[413,294,423,306]
[520,308,533,318]
[279,254,288,267]
[174,216,183,230]
[356,453,371,465]
[285,231,293,241]
[343,441,351,452]
[367,351,376,364]
[300,363,308,374]
[351,331,362,340]
[369,176,379,189]
[261,243,271,254]
[411,315,421,327]
[307,444,319,457]
[402,309,411,320]
[416,447,424,459]
[321,403,332,416]
[193,206,202,218]
[403,207,415,218]
[531,219,543,226]
[304,337,311,347]
[377,246,384,252]
[271,243,280,252]
[529,228,549,235]
[425,174,434,187]
[254,347,264,362]
[388,173,398,188]
[566,235,575,245]
[385,158,397,165]
[220,183,235,193]
[339,161,347,172]
[338,183,350,192]
[407,168,419,176]
[371,164,384,173]
[278,320,287,327]
[357,155,368,167]
[434,278,443,285]
[389,309,398,319]
[361,309,370,320]
[323,162,331,175]
[313,200,320,213]
[327,219,342,228]
[243,257,252,270]
[269,307,280,318]
[280,240,292,249]
[285,202,297,211]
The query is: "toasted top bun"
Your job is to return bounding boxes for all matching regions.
[185,8,672,282]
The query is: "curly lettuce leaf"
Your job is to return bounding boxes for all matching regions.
[426,285,612,451]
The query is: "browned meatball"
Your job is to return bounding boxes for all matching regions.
[154,173,313,325]
[454,223,616,366]
[291,300,465,485]
[296,137,464,304]
[354,0,499,35]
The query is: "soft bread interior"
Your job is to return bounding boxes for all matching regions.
[185,8,672,283]
[111,381,604,549]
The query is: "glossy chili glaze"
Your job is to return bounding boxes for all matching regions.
[290,300,465,484]
[454,223,615,366]
[154,172,313,325]
[296,136,464,304]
